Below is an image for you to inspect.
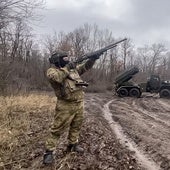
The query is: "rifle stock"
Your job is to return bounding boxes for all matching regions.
[75,38,127,63]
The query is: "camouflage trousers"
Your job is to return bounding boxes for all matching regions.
[46,100,84,150]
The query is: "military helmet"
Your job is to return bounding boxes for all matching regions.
[49,50,69,67]
[49,50,68,64]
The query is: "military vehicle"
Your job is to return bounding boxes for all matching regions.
[114,66,170,98]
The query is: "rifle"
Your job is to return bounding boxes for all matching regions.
[75,38,127,63]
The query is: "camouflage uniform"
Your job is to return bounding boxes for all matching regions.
[46,60,95,150]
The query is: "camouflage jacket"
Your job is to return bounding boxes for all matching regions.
[47,59,95,102]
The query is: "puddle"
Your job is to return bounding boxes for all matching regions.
[102,100,160,170]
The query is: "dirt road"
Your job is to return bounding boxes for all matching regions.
[104,93,170,170]
[86,92,170,170]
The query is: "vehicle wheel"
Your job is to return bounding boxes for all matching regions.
[117,88,128,97]
[129,88,141,98]
[159,89,170,98]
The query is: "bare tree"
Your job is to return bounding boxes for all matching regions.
[149,43,166,74]
[136,45,150,72]
[0,0,44,29]
[0,0,45,94]
[119,38,133,70]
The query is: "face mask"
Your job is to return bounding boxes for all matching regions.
[59,57,69,67]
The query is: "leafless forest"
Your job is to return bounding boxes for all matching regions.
[0,1,170,170]
[1,0,170,95]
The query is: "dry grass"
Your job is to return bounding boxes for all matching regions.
[0,93,56,169]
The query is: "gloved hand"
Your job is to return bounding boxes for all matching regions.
[66,62,76,70]
[91,52,103,60]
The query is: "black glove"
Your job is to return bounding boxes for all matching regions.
[66,62,76,70]
[91,52,103,60]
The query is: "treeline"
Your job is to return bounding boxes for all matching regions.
[0,0,47,94]
[1,1,170,95]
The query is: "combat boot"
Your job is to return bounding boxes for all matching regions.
[67,143,84,153]
[43,150,54,165]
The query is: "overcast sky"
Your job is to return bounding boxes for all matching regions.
[34,0,170,47]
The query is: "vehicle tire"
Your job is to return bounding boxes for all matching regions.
[129,88,141,98]
[117,88,128,97]
[159,89,170,98]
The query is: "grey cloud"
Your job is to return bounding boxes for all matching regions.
[34,0,170,47]
[128,0,170,29]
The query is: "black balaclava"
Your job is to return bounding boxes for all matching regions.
[57,56,69,67]
[49,51,69,68]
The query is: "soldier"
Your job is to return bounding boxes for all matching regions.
[43,50,101,164]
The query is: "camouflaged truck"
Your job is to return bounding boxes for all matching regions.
[114,66,170,98]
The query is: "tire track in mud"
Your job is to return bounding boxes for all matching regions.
[124,96,168,123]
[134,97,170,120]
[112,98,170,136]
[86,93,170,169]
[157,99,170,113]
[131,98,170,141]
[102,100,160,170]
[132,102,170,128]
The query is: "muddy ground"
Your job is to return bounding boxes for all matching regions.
[108,93,170,170]
[0,92,170,170]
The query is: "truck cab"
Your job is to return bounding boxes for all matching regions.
[142,75,170,98]
[146,75,161,92]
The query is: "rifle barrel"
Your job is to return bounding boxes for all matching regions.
[76,38,127,63]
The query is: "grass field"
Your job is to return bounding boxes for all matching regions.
[0,93,56,169]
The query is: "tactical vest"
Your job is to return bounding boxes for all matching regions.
[49,69,85,102]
